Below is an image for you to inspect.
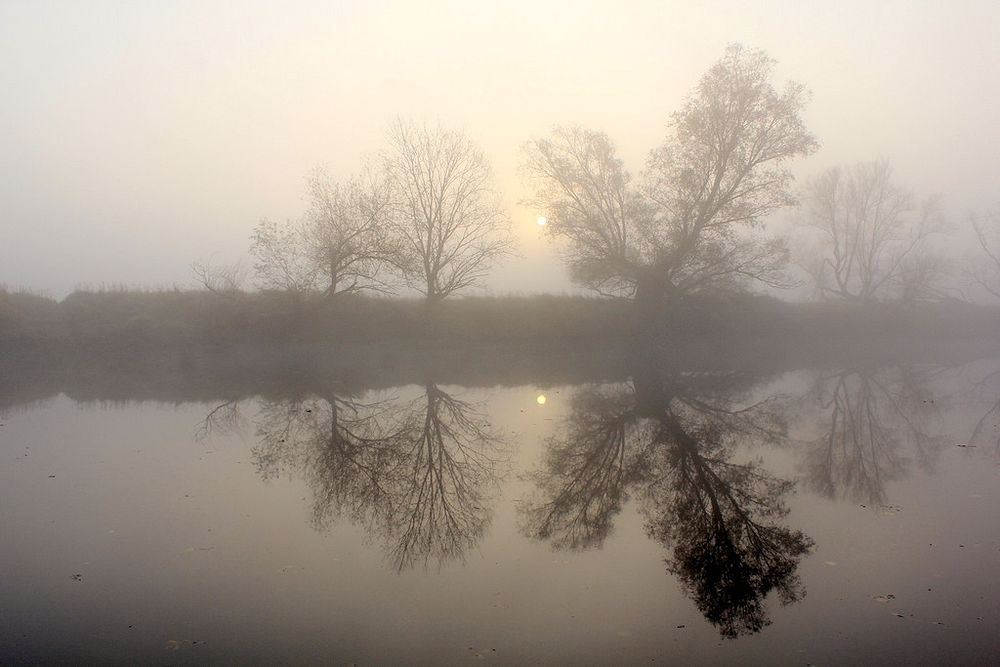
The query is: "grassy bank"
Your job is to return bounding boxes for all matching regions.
[3,287,999,411]
[3,286,1000,351]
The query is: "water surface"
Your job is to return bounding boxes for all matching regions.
[2,355,999,664]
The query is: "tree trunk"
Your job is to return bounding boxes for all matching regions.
[633,368,673,419]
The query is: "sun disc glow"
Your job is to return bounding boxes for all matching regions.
[536,394,547,405]
[536,216,547,227]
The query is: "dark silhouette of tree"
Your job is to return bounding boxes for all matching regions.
[799,367,947,506]
[382,118,513,303]
[252,384,506,571]
[250,169,397,299]
[799,159,947,302]
[524,45,817,311]
[645,414,809,638]
[522,372,813,637]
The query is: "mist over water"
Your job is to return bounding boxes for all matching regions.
[2,347,1000,663]
[3,1,1000,664]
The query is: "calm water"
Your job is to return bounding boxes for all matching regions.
[2,355,1000,664]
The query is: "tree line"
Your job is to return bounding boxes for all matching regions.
[198,44,1000,311]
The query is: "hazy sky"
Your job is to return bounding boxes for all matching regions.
[2,0,998,298]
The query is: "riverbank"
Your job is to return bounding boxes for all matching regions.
[2,290,999,413]
[3,288,999,350]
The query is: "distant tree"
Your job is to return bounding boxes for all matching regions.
[800,159,946,302]
[250,169,397,299]
[382,118,513,303]
[249,218,321,298]
[524,45,817,311]
[969,207,1000,299]
[301,169,397,296]
[191,257,248,300]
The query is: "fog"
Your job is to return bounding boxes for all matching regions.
[1,0,999,298]
[5,6,1000,660]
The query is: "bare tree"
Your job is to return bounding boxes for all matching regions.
[250,169,397,299]
[301,168,397,297]
[969,207,1000,299]
[524,45,817,310]
[382,118,513,303]
[800,159,945,302]
[522,127,651,297]
[191,257,249,300]
[249,217,320,297]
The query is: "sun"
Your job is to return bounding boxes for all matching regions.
[536,216,547,227]
[536,394,547,405]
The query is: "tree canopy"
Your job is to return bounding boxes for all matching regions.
[799,159,946,302]
[249,168,397,298]
[383,118,513,303]
[525,44,818,309]
[249,121,513,304]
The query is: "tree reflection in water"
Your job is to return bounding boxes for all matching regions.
[522,373,813,638]
[800,366,947,506]
[252,385,506,571]
[966,368,1000,456]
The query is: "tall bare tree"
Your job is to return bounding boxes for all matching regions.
[800,159,945,302]
[524,45,817,310]
[301,168,397,296]
[250,169,397,298]
[382,119,513,303]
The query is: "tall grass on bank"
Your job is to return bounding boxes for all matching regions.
[2,286,999,350]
